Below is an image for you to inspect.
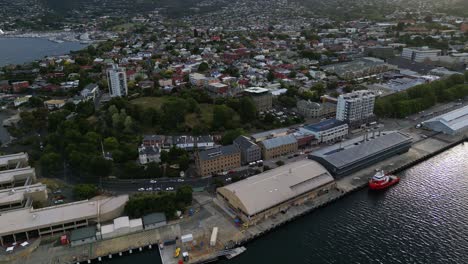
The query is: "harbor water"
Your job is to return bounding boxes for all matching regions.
[109,144,468,264]
[0,37,86,66]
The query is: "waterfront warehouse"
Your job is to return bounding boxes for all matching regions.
[422,105,468,135]
[309,131,412,177]
[216,159,336,225]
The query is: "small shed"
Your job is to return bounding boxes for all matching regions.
[142,213,167,230]
[70,226,97,247]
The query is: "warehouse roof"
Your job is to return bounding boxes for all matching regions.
[261,135,297,150]
[310,131,412,169]
[0,195,128,236]
[217,160,334,216]
[422,105,468,134]
[304,119,347,132]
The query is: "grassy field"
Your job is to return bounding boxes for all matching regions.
[130,96,171,110]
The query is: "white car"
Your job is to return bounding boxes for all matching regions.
[225,177,232,182]
[146,187,153,191]
[150,180,157,184]
[177,179,185,182]
[166,187,174,191]
[138,188,145,191]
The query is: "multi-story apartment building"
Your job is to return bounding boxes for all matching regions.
[233,136,261,165]
[401,47,442,63]
[304,119,349,143]
[107,64,128,97]
[244,87,272,112]
[195,145,241,176]
[336,90,375,125]
[260,135,298,160]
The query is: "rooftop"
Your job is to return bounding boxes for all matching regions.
[0,167,35,185]
[198,145,240,161]
[218,160,334,216]
[304,119,347,132]
[310,131,412,169]
[244,87,270,94]
[142,212,166,225]
[69,226,96,241]
[251,128,289,141]
[261,134,297,150]
[0,195,129,236]
[0,153,28,168]
[423,105,468,133]
[0,183,46,207]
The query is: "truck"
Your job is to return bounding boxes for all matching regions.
[210,227,218,247]
[181,234,193,243]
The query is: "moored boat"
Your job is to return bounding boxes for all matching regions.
[369,170,400,190]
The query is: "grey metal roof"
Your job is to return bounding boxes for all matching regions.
[310,131,412,169]
[69,226,96,241]
[261,135,297,150]
[198,145,240,161]
[233,136,258,150]
[422,105,468,134]
[142,212,166,225]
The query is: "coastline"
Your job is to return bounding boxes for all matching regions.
[6,131,468,264]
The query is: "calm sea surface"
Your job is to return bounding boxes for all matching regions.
[108,144,468,264]
[0,37,86,66]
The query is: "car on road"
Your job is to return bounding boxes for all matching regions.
[138,188,145,191]
[155,187,161,191]
[166,187,174,191]
[225,178,232,182]
[228,170,235,174]
[54,199,64,204]
[177,179,185,182]
[146,187,153,191]
[150,180,157,184]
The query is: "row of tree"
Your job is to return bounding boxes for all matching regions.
[375,73,468,118]
[124,185,193,218]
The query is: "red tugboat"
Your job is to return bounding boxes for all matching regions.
[368,170,400,190]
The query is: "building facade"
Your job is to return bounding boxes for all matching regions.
[107,64,128,97]
[260,135,298,160]
[401,47,442,63]
[233,136,261,165]
[304,119,349,143]
[195,145,241,176]
[336,90,375,125]
[296,100,336,119]
[244,87,272,112]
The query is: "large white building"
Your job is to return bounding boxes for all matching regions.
[401,47,442,63]
[422,105,468,135]
[107,64,128,97]
[336,90,376,124]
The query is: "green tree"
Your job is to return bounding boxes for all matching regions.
[197,62,209,72]
[73,184,98,200]
[40,152,62,176]
[221,128,245,145]
[175,185,193,205]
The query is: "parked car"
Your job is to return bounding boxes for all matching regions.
[138,188,145,191]
[225,178,232,182]
[150,180,157,184]
[54,200,64,204]
[177,179,185,182]
[166,187,174,191]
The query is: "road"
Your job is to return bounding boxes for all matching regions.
[100,168,256,194]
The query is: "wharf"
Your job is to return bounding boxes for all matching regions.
[6,132,468,264]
